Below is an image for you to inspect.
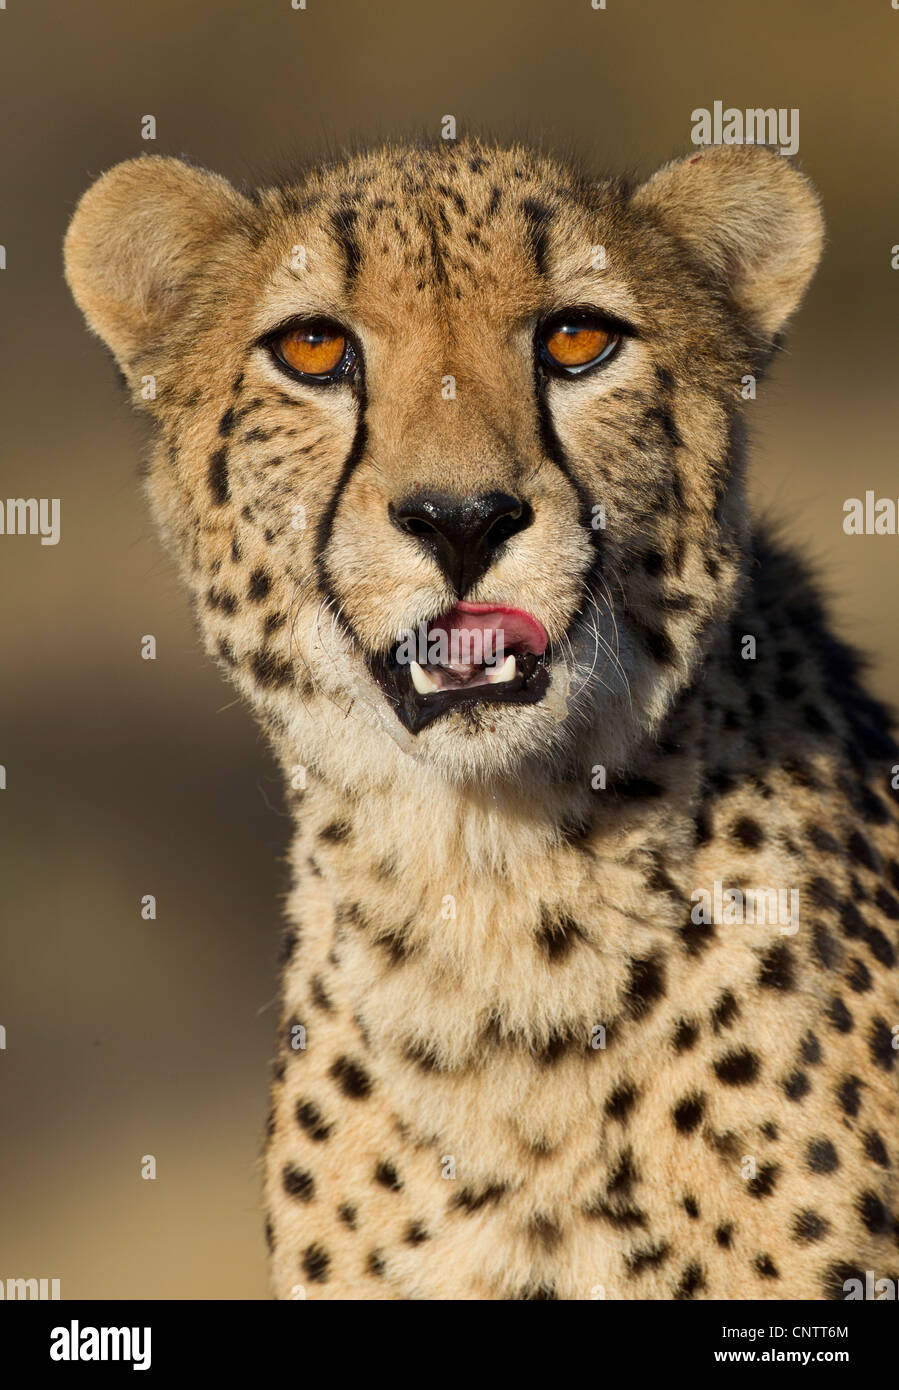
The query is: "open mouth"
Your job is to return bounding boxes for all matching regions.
[369,601,551,734]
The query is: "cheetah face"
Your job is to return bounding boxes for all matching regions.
[65,141,822,781]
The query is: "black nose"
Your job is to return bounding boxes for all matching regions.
[390,491,532,596]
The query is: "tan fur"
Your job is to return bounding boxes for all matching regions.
[65,140,898,1299]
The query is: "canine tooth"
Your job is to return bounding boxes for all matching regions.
[410,660,439,695]
[487,654,517,685]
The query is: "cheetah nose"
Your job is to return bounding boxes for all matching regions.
[390,491,532,597]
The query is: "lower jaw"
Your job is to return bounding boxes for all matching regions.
[368,656,552,735]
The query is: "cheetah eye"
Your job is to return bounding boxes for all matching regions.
[269,319,356,383]
[538,313,621,376]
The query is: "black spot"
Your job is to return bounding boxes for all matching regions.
[713,1048,760,1085]
[207,587,237,614]
[208,447,229,504]
[711,990,740,1032]
[626,1241,670,1275]
[450,1181,508,1213]
[758,941,796,992]
[800,1031,822,1065]
[641,625,676,665]
[811,923,842,970]
[747,1163,780,1198]
[732,816,765,850]
[808,825,841,855]
[319,820,350,844]
[846,956,873,993]
[248,568,271,601]
[404,1221,430,1245]
[874,887,899,921]
[309,975,333,1012]
[295,1098,333,1142]
[760,1121,778,1141]
[282,1164,315,1201]
[715,1224,733,1248]
[374,1159,403,1192]
[856,1190,890,1235]
[251,650,294,689]
[605,1082,639,1123]
[640,549,667,577]
[219,406,236,437]
[863,1132,889,1168]
[278,927,299,967]
[366,1249,385,1278]
[536,909,586,961]
[403,1037,445,1073]
[513,1282,559,1300]
[625,953,667,1018]
[822,1262,867,1300]
[783,1070,811,1102]
[337,1202,357,1228]
[806,1138,840,1174]
[264,1217,274,1251]
[683,1195,700,1218]
[754,1254,779,1279]
[807,875,840,912]
[679,914,716,957]
[672,1018,699,1052]
[847,831,879,871]
[868,1016,896,1071]
[330,1055,372,1099]
[673,1262,705,1299]
[864,924,897,967]
[217,638,237,667]
[792,1209,830,1243]
[301,1243,330,1283]
[827,996,854,1034]
[672,1093,705,1134]
[529,1215,563,1251]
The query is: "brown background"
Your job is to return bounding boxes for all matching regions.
[1,0,896,1299]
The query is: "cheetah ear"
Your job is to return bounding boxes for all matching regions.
[64,156,251,369]
[632,145,824,339]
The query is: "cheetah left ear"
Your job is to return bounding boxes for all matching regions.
[633,145,824,339]
[64,156,252,372]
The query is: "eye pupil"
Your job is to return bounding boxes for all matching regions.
[274,323,348,378]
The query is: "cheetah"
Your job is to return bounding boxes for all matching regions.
[64,138,899,1300]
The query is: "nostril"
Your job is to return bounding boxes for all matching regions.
[401,516,439,537]
[486,501,531,550]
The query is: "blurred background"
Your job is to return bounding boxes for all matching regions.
[1,0,897,1299]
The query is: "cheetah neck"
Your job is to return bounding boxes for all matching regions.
[273,646,710,1078]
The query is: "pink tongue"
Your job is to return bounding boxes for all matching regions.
[428,601,548,658]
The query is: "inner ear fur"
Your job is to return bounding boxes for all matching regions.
[64,155,252,369]
[633,145,824,339]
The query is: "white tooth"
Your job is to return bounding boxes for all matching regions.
[487,654,517,685]
[410,660,439,695]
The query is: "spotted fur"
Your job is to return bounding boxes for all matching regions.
[65,139,898,1299]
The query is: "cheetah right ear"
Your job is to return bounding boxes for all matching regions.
[633,145,824,340]
[64,156,252,370]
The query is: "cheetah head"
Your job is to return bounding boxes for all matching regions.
[65,140,822,785]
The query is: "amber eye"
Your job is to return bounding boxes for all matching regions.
[539,316,620,375]
[271,320,353,380]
